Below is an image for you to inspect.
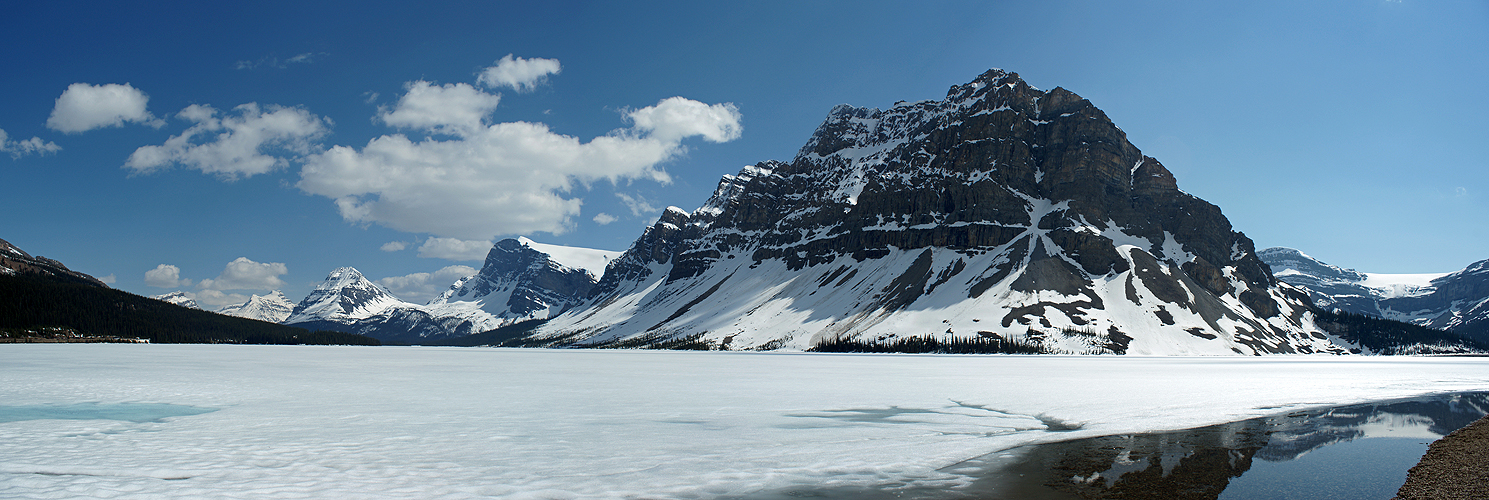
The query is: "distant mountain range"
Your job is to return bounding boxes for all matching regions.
[1260,247,1489,344]
[0,239,377,345]
[11,69,1485,355]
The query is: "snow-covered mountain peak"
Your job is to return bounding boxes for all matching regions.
[285,266,404,324]
[152,291,200,310]
[219,290,294,323]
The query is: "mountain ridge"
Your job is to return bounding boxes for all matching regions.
[1261,247,1489,344]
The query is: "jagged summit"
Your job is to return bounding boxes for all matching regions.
[529,69,1342,354]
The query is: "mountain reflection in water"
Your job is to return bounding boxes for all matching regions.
[948,392,1489,500]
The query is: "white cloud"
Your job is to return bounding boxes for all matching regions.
[195,289,251,308]
[97,274,116,285]
[615,192,658,217]
[144,264,191,288]
[416,238,493,261]
[299,93,742,239]
[378,265,478,304]
[592,213,617,225]
[626,97,742,144]
[381,241,408,252]
[125,103,330,180]
[235,52,328,70]
[379,81,501,136]
[197,257,288,291]
[0,129,61,159]
[47,83,163,133]
[285,52,324,64]
[477,54,561,92]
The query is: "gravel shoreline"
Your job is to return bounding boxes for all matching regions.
[1394,414,1489,500]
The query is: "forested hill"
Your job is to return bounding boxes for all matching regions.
[0,273,379,345]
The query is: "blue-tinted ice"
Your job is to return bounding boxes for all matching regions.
[0,403,216,423]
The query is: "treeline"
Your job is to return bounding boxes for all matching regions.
[1313,309,1485,354]
[0,274,378,345]
[810,334,1046,354]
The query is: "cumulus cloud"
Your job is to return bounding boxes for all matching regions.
[0,129,61,159]
[477,54,561,92]
[417,238,493,261]
[615,192,659,217]
[144,264,192,288]
[298,90,742,239]
[378,265,478,304]
[381,241,408,252]
[379,81,501,136]
[126,103,330,180]
[195,289,251,308]
[626,97,742,144]
[592,213,617,225]
[47,83,163,133]
[97,274,117,285]
[198,257,288,291]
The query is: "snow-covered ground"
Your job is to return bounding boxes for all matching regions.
[3,346,1488,499]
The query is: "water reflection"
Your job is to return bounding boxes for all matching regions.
[949,392,1489,499]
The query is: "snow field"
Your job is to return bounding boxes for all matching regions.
[3,345,1489,499]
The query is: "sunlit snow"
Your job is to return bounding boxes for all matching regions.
[3,345,1488,499]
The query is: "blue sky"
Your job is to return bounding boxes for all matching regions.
[3,0,1485,307]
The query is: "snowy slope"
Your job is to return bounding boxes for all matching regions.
[517,236,616,278]
[533,70,1344,355]
[217,291,294,323]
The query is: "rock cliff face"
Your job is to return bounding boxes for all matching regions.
[534,69,1343,354]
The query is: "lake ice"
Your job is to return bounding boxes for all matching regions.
[3,345,1488,499]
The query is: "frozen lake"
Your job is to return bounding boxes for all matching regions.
[3,345,1489,499]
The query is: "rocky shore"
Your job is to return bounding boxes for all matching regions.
[1395,414,1489,499]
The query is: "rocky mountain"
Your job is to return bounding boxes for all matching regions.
[285,239,604,343]
[523,69,1348,355]
[217,290,295,323]
[423,238,599,334]
[152,291,200,310]
[0,237,109,288]
[1262,247,1489,343]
